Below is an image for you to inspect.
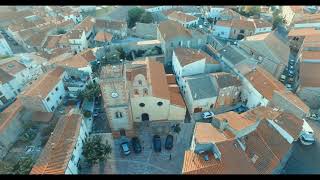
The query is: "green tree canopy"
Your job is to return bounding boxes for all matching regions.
[82,135,112,165]
[272,9,285,30]
[79,82,101,101]
[128,7,145,28]
[140,12,153,23]
[11,156,34,174]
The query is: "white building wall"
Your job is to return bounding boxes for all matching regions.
[0,38,13,56]
[254,27,272,34]
[212,25,231,39]
[241,78,269,108]
[208,7,225,19]
[294,22,320,29]
[42,80,66,112]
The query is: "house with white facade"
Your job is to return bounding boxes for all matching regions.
[74,16,96,47]
[182,74,218,116]
[172,47,220,87]
[0,34,13,56]
[142,6,174,13]
[20,67,66,112]
[253,19,272,34]
[212,21,232,39]
[167,11,199,28]
[0,58,36,108]
[30,110,90,174]
[66,29,88,54]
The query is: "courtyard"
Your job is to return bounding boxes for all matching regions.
[82,121,195,174]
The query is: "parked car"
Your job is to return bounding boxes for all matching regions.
[289,59,295,65]
[280,74,286,83]
[299,119,315,145]
[121,142,131,155]
[153,135,161,152]
[165,135,174,150]
[131,137,142,153]
[202,111,214,119]
[286,83,293,90]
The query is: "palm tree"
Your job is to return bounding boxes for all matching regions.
[79,82,101,101]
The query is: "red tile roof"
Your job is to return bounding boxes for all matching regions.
[30,114,82,174]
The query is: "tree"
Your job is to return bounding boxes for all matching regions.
[12,156,34,174]
[57,28,66,35]
[127,7,145,28]
[140,12,153,23]
[116,47,126,60]
[0,161,12,174]
[82,135,112,165]
[79,82,101,101]
[272,9,285,30]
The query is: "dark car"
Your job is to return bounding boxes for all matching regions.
[131,137,142,153]
[165,135,174,150]
[153,135,161,152]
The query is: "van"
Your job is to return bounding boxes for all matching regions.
[299,119,315,145]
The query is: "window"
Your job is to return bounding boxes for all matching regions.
[71,154,75,161]
[59,96,62,100]
[115,112,123,118]
[46,97,50,102]
[139,103,145,107]
[240,29,245,33]
[234,29,236,34]
[55,87,59,91]
[138,80,142,85]
[134,89,139,95]
[143,88,148,95]
[210,104,213,108]
[51,106,55,111]
[157,102,163,106]
[179,41,182,46]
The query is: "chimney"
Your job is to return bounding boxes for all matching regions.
[219,119,228,131]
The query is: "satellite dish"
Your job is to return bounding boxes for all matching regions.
[111,92,119,98]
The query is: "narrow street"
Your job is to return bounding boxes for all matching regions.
[283,120,320,174]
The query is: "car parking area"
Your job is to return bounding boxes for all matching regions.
[92,122,194,174]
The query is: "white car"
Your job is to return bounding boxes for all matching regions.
[202,111,214,119]
[299,119,315,145]
[121,142,131,156]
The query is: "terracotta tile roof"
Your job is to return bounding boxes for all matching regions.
[194,123,232,144]
[166,74,176,84]
[169,89,186,108]
[294,13,320,24]
[215,111,256,131]
[95,19,127,30]
[0,69,14,84]
[168,11,198,23]
[290,6,305,14]
[31,111,54,123]
[245,67,285,100]
[301,50,320,60]
[26,30,49,48]
[244,32,290,64]
[241,106,281,122]
[182,140,258,174]
[253,19,272,28]
[42,35,62,49]
[158,20,192,41]
[21,67,65,98]
[244,131,280,174]
[255,120,291,160]
[74,16,95,33]
[273,112,304,140]
[273,90,310,115]
[0,99,23,132]
[0,60,26,77]
[95,31,113,42]
[174,48,212,67]
[231,19,255,29]
[288,28,320,37]
[78,49,96,63]
[66,29,84,39]
[300,61,320,87]
[30,114,82,174]
[211,72,241,89]
[55,54,89,69]
[146,60,170,100]
[216,20,232,27]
